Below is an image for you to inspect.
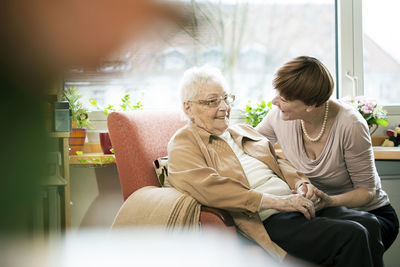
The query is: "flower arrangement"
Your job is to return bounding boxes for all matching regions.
[341,96,388,134]
[63,86,92,128]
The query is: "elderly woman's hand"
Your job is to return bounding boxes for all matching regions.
[295,182,320,205]
[262,194,315,220]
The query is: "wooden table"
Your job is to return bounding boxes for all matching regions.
[69,143,115,166]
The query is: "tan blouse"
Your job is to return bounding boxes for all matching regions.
[256,99,389,211]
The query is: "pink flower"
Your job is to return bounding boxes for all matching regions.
[340,96,388,127]
[365,103,374,109]
[361,105,372,114]
[354,96,367,104]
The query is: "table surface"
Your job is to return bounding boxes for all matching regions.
[274,135,400,160]
[69,143,115,165]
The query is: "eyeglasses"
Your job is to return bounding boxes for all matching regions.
[189,94,235,108]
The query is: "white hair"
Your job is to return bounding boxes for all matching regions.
[179,65,229,109]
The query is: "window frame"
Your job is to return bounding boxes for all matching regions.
[337,0,400,118]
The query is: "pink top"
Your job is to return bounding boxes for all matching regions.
[256,100,389,211]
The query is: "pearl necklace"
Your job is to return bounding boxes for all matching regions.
[301,101,329,142]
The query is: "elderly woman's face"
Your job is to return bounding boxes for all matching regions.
[186,83,231,135]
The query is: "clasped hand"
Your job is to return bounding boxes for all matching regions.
[295,183,333,212]
[262,183,334,220]
[274,194,316,220]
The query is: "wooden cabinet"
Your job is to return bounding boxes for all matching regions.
[49,132,71,230]
[35,132,71,237]
[376,160,400,267]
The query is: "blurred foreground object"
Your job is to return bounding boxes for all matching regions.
[0,0,192,235]
[1,0,191,73]
[0,229,280,267]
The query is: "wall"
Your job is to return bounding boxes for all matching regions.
[69,164,123,231]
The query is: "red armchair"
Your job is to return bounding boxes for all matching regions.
[107,110,235,229]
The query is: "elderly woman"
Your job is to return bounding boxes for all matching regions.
[256,56,398,253]
[168,65,381,266]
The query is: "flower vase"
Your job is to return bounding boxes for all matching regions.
[99,132,113,154]
[69,127,87,155]
[369,124,379,136]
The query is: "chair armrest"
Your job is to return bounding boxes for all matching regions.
[200,206,235,227]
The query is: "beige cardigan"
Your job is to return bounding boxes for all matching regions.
[167,122,310,261]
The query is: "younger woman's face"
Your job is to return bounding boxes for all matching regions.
[271,93,309,121]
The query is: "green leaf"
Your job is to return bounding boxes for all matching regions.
[375,118,389,127]
[244,100,272,127]
[89,98,98,107]
[132,101,143,110]
[76,151,83,155]
[119,104,125,111]
[123,94,131,101]
[364,113,373,121]
[88,93,143,117]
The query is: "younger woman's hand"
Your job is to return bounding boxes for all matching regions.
[314,188,333,211]
[294,182,319,205]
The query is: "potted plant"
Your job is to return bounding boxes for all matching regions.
[89,93,143,154]
[245,100,272,127]
[63,86,92,155]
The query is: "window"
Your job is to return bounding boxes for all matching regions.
[64,0,336,112]
[362,0,400,106]
[337,0,399,130]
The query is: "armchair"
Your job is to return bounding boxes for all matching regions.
[107,110,235,229]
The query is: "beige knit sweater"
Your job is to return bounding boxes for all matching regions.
[112,186,201,230]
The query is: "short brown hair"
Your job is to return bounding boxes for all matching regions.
[273,56,334,107]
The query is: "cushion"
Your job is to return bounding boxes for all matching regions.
[153,156,171,187]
